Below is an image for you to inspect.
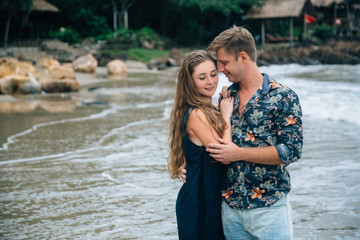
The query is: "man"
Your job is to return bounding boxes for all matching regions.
[181,26,303,239]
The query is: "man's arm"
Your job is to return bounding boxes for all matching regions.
[207,139,282,165]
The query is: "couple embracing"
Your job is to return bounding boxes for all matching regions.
[168,26,303,240]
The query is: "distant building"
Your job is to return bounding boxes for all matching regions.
[311,0,360,37]
[245,0,317,45]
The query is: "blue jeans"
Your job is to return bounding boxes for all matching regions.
[221,196,293,240]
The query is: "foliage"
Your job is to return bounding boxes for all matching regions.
[71,8,112,38]
[48,27,80,44]
[1,0,269,46]
[135,27,161,42]
[311,23,336,42]
[126,48,169,62]
[172,0,262,14]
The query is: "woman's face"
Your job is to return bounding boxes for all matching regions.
[191,60,218,99]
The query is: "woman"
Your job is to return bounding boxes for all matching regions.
[168,50,233,240]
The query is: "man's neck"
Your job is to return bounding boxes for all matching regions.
[238,65,263,93]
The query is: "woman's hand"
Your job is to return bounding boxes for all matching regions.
[219,86,231,99]
[220,96,234,121]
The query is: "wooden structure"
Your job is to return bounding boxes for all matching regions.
[311,0,360,37]
[30,0,60,40]
[245,0,317,45]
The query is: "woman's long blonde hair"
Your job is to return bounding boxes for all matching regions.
[168,50,226,179]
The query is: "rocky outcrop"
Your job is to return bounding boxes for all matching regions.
[38,63,80,93]
[0,57,81,95]
[146,48,183,70]
[257,40,360,66]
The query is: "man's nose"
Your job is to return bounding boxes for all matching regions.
[218,63,225,72]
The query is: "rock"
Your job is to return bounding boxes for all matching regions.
[18,73,41,94]
[0,58,37,76]
[72,54,98,73]
[38,64,79,93]
[0,64,13,78]
[0,74,41,94]
[41,78,80,93]
[166,57,179,67]
[139,37,154,50]
[36,57,60,69]
[47,65,76,80]
[106,59,127,75]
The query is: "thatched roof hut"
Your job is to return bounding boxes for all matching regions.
[32,0,59,13]
[245,0,317,45]
[310,0,344,8]
[246,0,316,19]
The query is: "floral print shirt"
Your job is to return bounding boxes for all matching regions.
[222,73,303,210]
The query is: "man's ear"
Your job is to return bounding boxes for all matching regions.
[238,51,248,62]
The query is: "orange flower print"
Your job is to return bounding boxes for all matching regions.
[245,131,255,142]
[222,190,233,199]
[269,81,281,89]
[251,187,265,199]
[285,115,297,126]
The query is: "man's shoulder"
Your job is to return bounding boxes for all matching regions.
[265,75,298,97]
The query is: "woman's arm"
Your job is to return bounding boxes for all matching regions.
[187,97,233,148]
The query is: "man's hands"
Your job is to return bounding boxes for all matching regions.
[207,138,239,164]
[179,165,186,183]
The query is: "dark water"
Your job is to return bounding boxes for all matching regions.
[1,65,359,239]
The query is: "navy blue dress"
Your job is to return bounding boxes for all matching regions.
[176,107,225,240]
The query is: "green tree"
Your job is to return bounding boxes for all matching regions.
[2,0,33,47]
[171,0,263,44]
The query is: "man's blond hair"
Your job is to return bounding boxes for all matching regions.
[207,25,257,62]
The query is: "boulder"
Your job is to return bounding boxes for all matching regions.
[72,54,98,73]
[38,64,80,93]
[47,65,76,80]
[41,78,80,93]
[0,74,41,94]
[106,59,127,75]
[0,58,37,76]
[0,64,13,78]
[36,57,60,69]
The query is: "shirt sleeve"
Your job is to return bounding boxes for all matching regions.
[275,88,303,166]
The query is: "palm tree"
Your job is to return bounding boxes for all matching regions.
[3,0,33,47]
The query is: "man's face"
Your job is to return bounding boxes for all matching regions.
[216,47,243,83]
